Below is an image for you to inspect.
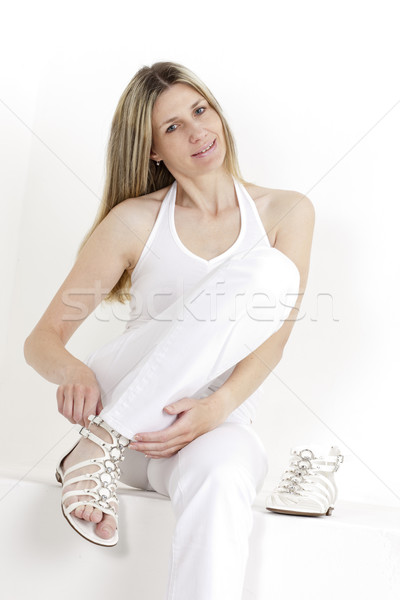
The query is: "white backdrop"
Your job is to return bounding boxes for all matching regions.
[1,0,399,508]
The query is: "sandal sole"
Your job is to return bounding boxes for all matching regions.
[266,506,334,517]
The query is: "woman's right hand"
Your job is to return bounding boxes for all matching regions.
[56,365,103,428]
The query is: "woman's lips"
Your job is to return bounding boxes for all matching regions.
[191,138,217,158]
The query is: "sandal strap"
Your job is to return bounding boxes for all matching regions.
[62,488,118,505]
[62,456,121,479]
[63,458,102,478]
[85,415,130,447]
[59,415,129,521]
[291,447,344,472]
[299,479,335,506]
[65,499,119,522]
[61,473,117,491]
[277,477,335,498]
[78,427,119,455]
[274,446,344,508]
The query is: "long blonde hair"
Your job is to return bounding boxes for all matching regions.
[77,61,246,303]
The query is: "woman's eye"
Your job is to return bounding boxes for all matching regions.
[165,107,205,133]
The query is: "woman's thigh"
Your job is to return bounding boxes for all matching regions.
[147,421,269,503]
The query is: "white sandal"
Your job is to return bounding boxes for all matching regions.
[265,445,344,517]
[55,414,130,546]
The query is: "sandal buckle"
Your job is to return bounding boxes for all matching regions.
[79,426,90,439]
[334,454,344,472]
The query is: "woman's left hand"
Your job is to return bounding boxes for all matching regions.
[128,391,232,458]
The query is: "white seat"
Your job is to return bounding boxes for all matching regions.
[1,475,399,599]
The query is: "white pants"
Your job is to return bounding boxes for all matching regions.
[84,244,298,600]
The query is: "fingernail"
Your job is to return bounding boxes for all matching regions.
[133,435,142,441]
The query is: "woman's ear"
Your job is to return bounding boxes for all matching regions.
[149,148,161,162]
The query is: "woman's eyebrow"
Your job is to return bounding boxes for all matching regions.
[159,98,205,129]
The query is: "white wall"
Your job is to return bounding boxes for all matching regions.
[1,0,399,508]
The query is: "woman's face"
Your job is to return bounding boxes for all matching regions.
[150,83,226,177]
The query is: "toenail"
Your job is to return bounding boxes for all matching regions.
[102,527,113,536]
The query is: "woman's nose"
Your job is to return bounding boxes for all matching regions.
[188,122,207,144]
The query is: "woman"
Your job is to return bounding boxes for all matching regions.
[24,62,314,599]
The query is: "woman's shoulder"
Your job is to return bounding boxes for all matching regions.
[110,184,173,271]
[242,180,314,244]
[242,180,312,207]
[112,184,172,226]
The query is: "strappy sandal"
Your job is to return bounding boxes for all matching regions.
[265,445,344,517]
[55,414,130,546]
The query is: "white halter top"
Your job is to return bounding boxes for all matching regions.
[124,177,299,332]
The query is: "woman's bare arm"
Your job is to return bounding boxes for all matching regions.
[24,203,139,425]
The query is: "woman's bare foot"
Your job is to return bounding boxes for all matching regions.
[60,422,118,540]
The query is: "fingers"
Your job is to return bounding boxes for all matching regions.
[144,444,184,459]
[95,398,104,416]
[131,397,218,458]
[82,392,100,427]
[132,417,189,446]
[56,386,66,418]
[72,390,85,424]
[59,387,75,424]
[56,381,101,426]
[128,406,198,456]
[129,432,190,457]
[163,397,196,415]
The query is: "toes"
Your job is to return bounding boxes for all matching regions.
[69,497,94,521]
[73,502,85,519]
[91,508,103,523]
[96,514,116,539]
[82,505,94,521]
[73,504,103,524]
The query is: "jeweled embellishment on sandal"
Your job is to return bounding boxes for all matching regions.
[55,414,131,546]
[265,445,344,517]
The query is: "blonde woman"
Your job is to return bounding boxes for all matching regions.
[24,62,314,599]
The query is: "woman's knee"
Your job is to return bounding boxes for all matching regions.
[177,423,268,496]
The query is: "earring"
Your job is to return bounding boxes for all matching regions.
[156,160,160,166]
